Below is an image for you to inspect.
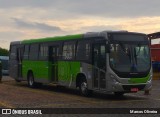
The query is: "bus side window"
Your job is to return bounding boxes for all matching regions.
[39,45,48,60]
[62,42,75,60]
[10,46,17,60]
[100,45,106,70]
[29,44,39,60]
[76,41,90,60]
[93,44,106,71]
[23,45,30,60]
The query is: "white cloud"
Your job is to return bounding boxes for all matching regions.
[12,18,62,32]
[0,0,160,49]
[0,0,160,18]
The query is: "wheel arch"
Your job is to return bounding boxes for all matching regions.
[76,73,87,88]
[27,69,33,80]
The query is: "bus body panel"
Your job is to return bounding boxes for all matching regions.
[81,63,93,90]
[22,60,50,82]
[106,65,152,92]
[9,58,18,78]
[128,74,150,84]
[9,42,22,79]
[58,61,80,87]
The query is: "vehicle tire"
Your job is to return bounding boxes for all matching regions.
[36,82,43,88]
[15,79,21,82]
[79,79,92,97]
[114,92,124,97]
[28,72,36,88]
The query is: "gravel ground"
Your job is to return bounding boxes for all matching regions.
[0,76,160,116]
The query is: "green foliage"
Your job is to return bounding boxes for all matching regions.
[0,47,9,56]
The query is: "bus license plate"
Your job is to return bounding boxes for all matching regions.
[131,88,139,92]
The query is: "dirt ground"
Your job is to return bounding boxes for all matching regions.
[0,76,160,112]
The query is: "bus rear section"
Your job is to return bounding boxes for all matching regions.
[9,41,23,82]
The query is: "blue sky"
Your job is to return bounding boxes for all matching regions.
[0,0,160,49]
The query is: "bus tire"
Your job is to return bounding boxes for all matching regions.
[28,72,36,88]
[36,82,43,88]
[15,79,21,82]
[114,92,124,97]
[79,79,92,97]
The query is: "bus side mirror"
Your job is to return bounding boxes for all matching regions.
[106,44,110,53]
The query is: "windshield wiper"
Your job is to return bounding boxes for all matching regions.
[119,42,131,56]
[135,43,141,56]
[134,43,141,64]
[118,42,132,63]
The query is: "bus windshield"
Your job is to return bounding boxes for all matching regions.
[109,42,150,73]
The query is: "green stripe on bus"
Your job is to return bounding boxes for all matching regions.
[22,34,83,44]
[22,60,81,82]
[58,61,80,82]
[22,60,50,79]
[128,74,150,84]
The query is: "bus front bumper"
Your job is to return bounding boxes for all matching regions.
[111,80,152,92]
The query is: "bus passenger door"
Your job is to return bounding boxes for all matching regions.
[9,45,23,79]
[17,47,23,78]
[9,46,18,78]
[93,44,106,90]
[49,46,59,82]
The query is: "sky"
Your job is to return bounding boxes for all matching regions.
[0,0,160,49]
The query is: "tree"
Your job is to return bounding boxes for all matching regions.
[0,47,9,56]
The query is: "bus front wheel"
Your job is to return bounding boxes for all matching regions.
[79,79,92,97]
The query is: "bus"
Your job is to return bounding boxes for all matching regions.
[9,31,152,96]
[0,56,9,75]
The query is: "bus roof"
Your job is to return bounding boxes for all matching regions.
[15,30,146,45]
[10,41,21,45]
[22,34,83,44]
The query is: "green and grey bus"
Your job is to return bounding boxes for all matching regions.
[9,31,152,96]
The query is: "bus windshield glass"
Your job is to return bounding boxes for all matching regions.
[109,35,150,74]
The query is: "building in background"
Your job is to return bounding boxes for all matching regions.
[148,32,160,80]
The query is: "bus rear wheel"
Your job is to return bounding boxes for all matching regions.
[79,79,92,97]
[28,73,36,88]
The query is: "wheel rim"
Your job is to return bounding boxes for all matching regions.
[81,82,88,94]
[29,75,33,86]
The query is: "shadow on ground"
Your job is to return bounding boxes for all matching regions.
[11,81,147,102]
